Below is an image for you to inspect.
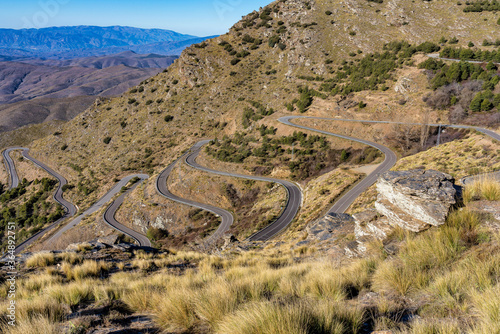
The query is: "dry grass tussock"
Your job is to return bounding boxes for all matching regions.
[4,204,499,333]
[25,252,55,268]
[62,260,110,280]
[25,251,83,269]
[0,315,61,334]
[463,177,500,203]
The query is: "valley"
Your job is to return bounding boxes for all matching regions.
[0,0,500,333]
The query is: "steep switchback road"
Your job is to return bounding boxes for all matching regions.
[303,118,500,142]
[2,147,77,254]
[102,175,151,247]
[2,147,24,189]
[185,140,302,242]
[279,116,500,213]
[47,174,150,248]
[22,149,77,217]
[156,151,234,246]
[279,116,398,214]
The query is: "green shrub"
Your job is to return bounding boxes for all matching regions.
[268,35,280,47]
[147,227,169,241]
[103,137,112,144]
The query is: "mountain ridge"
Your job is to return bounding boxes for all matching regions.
[0,26,217,59]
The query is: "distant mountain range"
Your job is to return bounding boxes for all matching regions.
[0,26,216,59]
[0,26,217,132]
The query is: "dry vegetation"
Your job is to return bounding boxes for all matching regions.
[2,178,499,333]
[393,133,500,179]
[1,1,500,331]
[4,0,493,246]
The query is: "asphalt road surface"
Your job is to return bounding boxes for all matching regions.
[279,116,398,214]
[2,147,24,189]
[2,147,77,254]
[280,116,500,212]
[155,151,234,245]
[185,140,302,242]
[427,53,500,65]
[102,175,151,247]
[47,174,150,247]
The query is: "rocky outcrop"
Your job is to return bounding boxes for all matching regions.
[344,169,459,257]
[375,169,458,232]
[353,209,394,241]
[306,213,354,241]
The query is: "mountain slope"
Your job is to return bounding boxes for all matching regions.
[20,51,178,69]
[0,52,177,132]
[0,96,98,133]
[19,0,500,236]
[0,61,161,104]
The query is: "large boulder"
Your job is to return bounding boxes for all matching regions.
[375,169,458,232]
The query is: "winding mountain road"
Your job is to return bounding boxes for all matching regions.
[185,140,302,241]
[2,147,23,189]
[427,53,500,65]
[102,175,151,247]
[279,116,398,214]
[2,148,151,252]
[280,116,499,212]
[46,174,150,247]
[2,147,76,254]
[156,151,234,245]
[3,115,498,251]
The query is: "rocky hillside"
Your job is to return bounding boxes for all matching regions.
[20,0,497,207]
[1,1,500,332]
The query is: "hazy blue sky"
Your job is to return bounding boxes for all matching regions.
[0,0,272,36]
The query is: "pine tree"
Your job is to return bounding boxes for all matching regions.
[480,98,493,111]
[469,93,483,112]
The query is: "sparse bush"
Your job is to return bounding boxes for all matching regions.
[147,227,169,241]
[103,136,112,144]
[164,115,174,122]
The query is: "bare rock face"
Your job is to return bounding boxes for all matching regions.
[307,213,354,241]
[376,169,458,231]
[353,209,394,241]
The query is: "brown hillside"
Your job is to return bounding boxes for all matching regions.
[14,0,500,240]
